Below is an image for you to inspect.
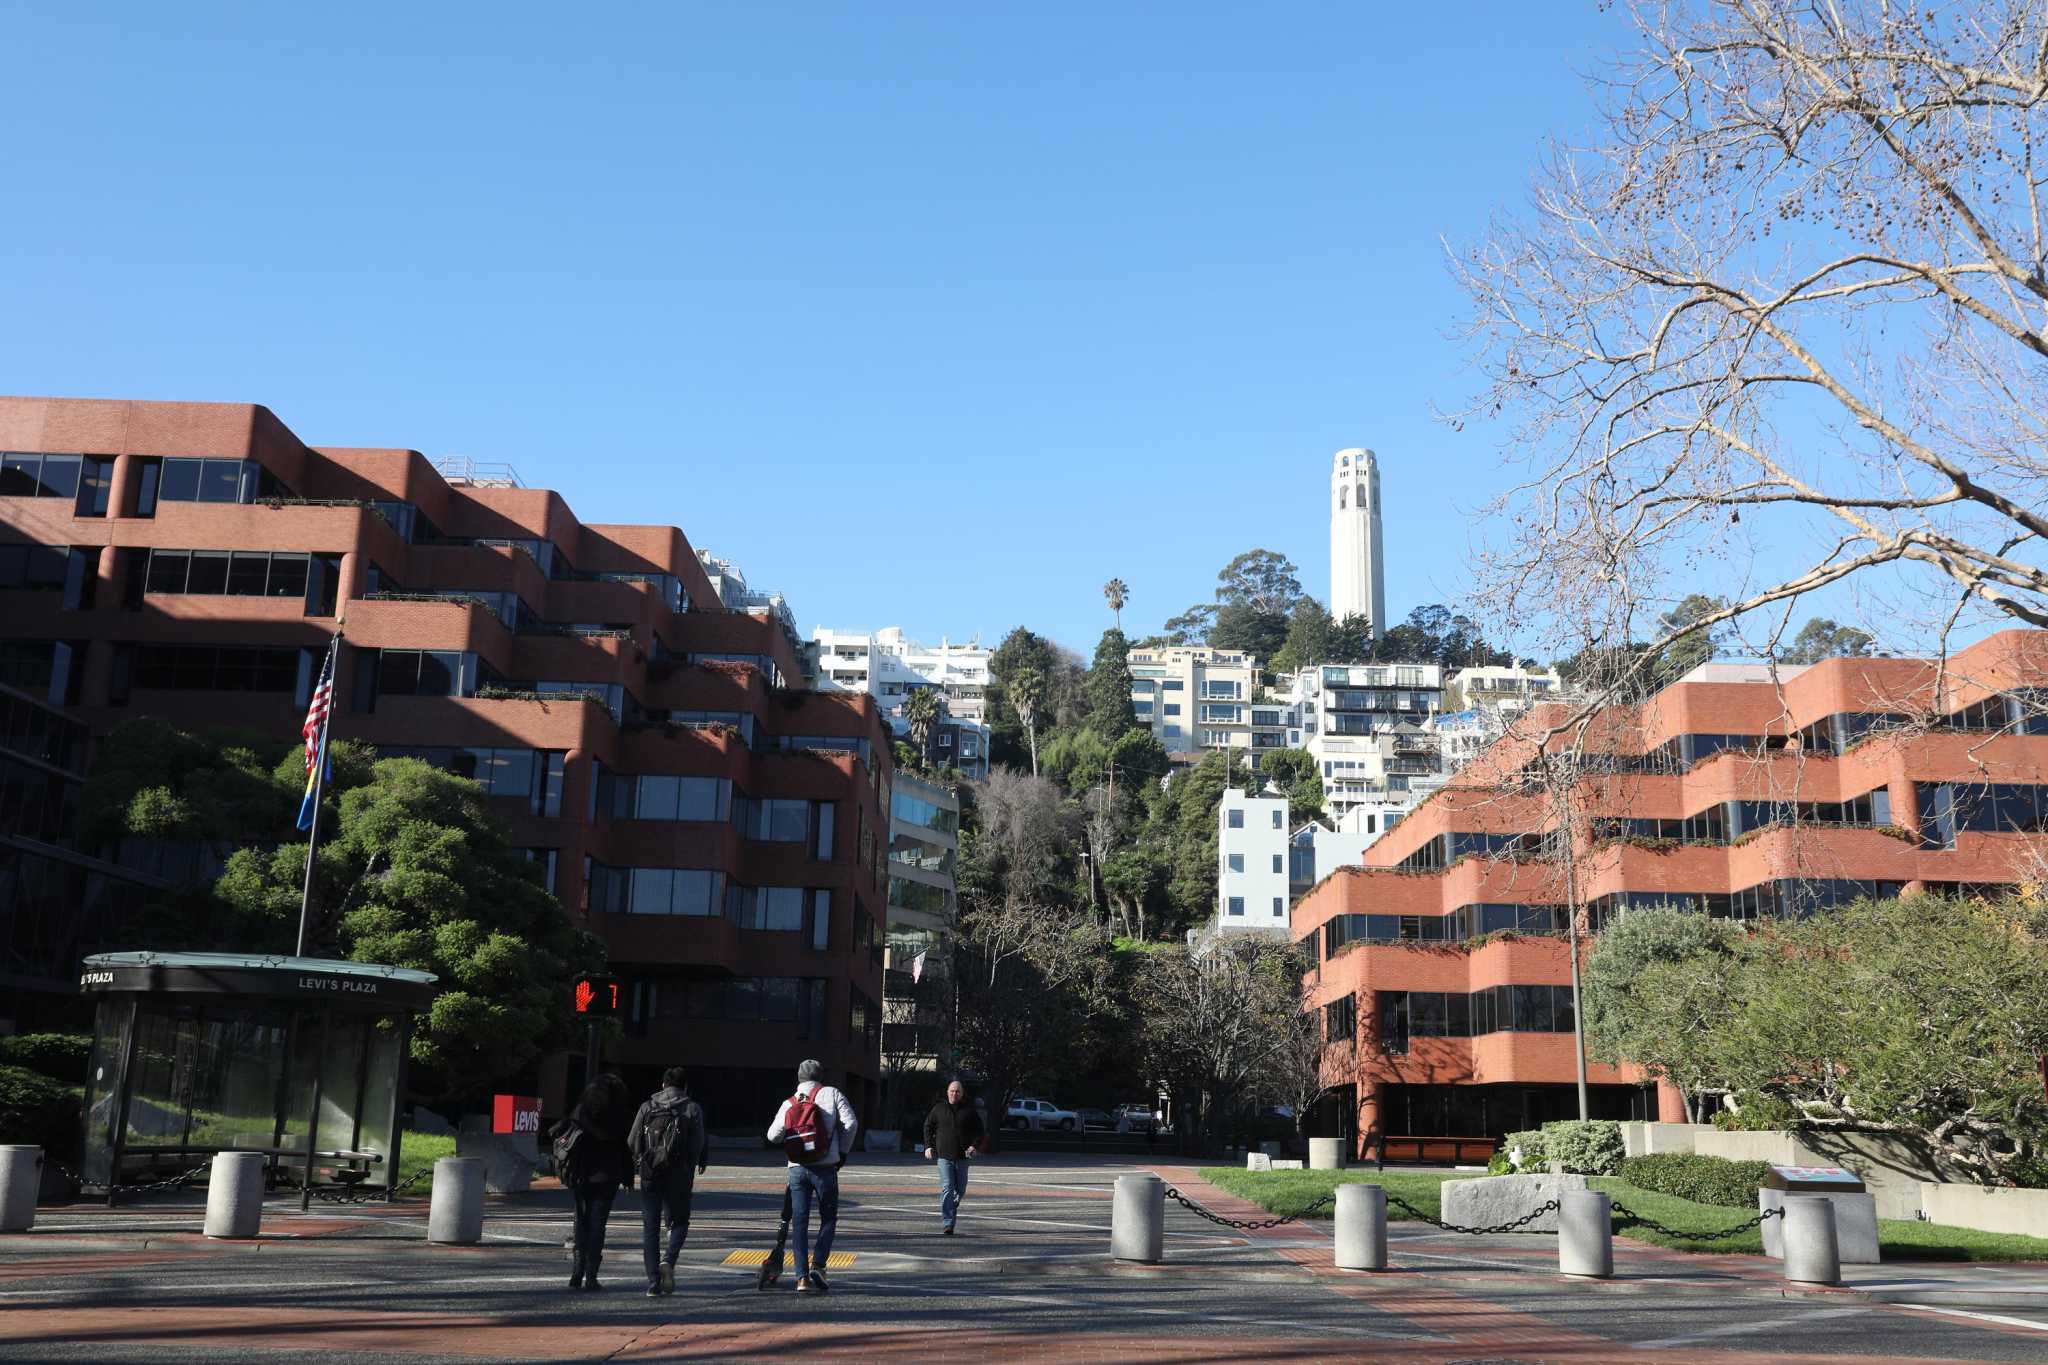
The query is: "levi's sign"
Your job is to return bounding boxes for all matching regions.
[493,1095,542,1135]
[299,976,380,995]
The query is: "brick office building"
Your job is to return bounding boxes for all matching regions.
[0,396,890,1119]
[1294,631,2048,1159]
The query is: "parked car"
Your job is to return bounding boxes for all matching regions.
[1005,1097,1078,1131]
[1115,1104,1157,1133]
[1076,1107,1118,1132]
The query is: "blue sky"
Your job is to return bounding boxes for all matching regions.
[1,2,1620,656]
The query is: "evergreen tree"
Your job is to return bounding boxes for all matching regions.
[1085,628,1138,739]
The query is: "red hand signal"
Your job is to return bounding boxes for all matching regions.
[575,980,595,1014]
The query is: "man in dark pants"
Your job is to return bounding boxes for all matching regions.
[922,1078,984,1235]
[628,1067,708,1296]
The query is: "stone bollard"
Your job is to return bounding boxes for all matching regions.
[428,1157,485,1244]
[1557,1190,1613,1278]
[1781,1197,1841,1286]
[204,1152,266,1239]
[0,1146,41,1232]
[1308,1137,1346,1171]
[1111,1174,1164,1264]
[1333,1182,1387,1271]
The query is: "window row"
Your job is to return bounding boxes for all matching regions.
[134,457,291,514]
[1395,830,1549,873]
[0,545,96,609]
[0,454,113,514]
[1583,878,1908,931]
[588,866,835,947]
[137,548,341,616]
[890,789,958,836]
[126,643,309,697]
[1589,789,1891,847]
[631,975,829,1035]
[1922,782,2048,846]
[1376,984,1578,1053]
[1321,903,1564,955]
[378,746,566,816]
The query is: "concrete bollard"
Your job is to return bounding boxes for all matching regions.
[1557,1190,1613,1278]
[428,1157,485,1244]
[203,1152,267,1239]
[1781,1197,1841,1286]
[1333,1182,1387,1271]
[1111,1174,1164,1264]
[0,1146,41,1232]
[1308,1137,1346,1171]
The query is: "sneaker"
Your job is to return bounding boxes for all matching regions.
[807,1271,830,1294]
[584,1276,604,1292]
[795,1274,815,1293]
[941,1225,955,1236]
[659,1264,675,1293]
[646,1282,661,1297]
[568,1271,585,1290]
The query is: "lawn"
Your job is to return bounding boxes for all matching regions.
[1200,1168,2048,1264]
[392,1131,458,1193]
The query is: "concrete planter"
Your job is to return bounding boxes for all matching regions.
[1619,1122,1714,1158]
[1697,1129,1953,1220]
[1919,1183,2048,1239]
[1308,1137,1346,1171]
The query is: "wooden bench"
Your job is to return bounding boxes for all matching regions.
[1374,1135,1498,1167]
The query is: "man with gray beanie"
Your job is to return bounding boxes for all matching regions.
[766,1059,858,1293]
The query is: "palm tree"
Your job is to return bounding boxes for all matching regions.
[902,687,944,766]
[1102,578,1129,630]
[1008,667,1045,777]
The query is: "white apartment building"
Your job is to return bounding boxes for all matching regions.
[1284,661,1446,825]
[1443,663,1565,716]
[1215,785,1291,935]
[1128,646,1290,766]
[1286,821,1377,901]
[812,626,993,776]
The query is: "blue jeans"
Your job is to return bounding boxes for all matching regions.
[786,1164,839,1277]
[937,1158,968,1228]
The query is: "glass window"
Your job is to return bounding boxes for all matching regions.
[198,460,241,503]
[1227,854,1244,872]
[267,553,308,599]
[36,455,79,499]
[1227,809,1244,829]
[637,775,681,822]
[227,552,270,596]
[814,801,836,859]
[158,458,201,502]
[1227,896,1244,916]
[416,651,455,696]
[0,454,37,496]
[186,551,230,594]
[630,867,674,914]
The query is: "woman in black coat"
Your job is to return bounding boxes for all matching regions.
[560,1075,633,1289]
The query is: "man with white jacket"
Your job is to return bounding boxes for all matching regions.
[766,1058,859,1293]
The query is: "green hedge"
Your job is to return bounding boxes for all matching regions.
[1501,1129,1546,1168]
[0,1064,78,1154]
[0,1034,91,1085]
[1542,1120,1625,1175]
[1620,1153,1773,1208]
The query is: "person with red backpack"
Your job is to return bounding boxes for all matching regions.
[765,1058,859,1294]
[628,1067,708,1297]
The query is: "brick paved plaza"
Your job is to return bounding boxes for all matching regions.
[4,1154,2048,1363]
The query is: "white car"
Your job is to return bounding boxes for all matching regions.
[1005,1097,1078,1132]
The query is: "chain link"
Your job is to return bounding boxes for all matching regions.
[1163,1186,1335,1230]
[305,1168,432,1205]
[1610,1200,1782,1242]
[45,1160,428,1205]
[1385,1193,1564,1236]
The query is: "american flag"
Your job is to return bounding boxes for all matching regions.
[302,641,336,775]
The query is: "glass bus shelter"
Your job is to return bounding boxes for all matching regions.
[76,951,438,1207]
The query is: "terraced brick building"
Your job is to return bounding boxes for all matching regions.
[0,396,891,1119]
[1294,631,2048,1159]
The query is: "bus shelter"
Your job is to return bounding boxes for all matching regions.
[76,951,437,1207]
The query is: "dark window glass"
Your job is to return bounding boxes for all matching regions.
[1512,985,1553,1032]
[227,552,270,596]
[36,455,79,500]
[186,551,229,595]
[541,752,565,818]
[133,459,161,516]
[309,554,341,616]
[0,544,24,585]
[77,458,111,516]
[637,776,680,821]
[416,651,456,696]
[198,460,241,504]
[0,455,36,496]
[266,553,308,600]
[158,458,201,503]
[378,649,421,696]
[152,550,194,596]
[62,548,94,610]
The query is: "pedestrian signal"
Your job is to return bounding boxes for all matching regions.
[573,973,619,1016]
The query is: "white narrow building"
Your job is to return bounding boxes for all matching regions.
[1330,447,1386,635]
[1215,785,1291,935]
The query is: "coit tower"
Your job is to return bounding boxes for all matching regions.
[1330,447,1385,633]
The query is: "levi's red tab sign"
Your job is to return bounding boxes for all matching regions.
[493,1095,542,1135]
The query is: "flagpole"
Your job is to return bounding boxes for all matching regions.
[296,632,341,958]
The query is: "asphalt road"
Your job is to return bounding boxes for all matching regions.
[2,1154,2046,1362]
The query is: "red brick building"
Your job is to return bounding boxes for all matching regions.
[0,396,891,1120]
[1295,632,2048,1158]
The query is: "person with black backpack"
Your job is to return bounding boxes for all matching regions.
[628,1066,708,1297]
[552,1076,632,1291]
[764,1058,858,1294]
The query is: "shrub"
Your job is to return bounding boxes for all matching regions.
[1711,1093,1798,1131]
[1620,1153,1773,1208]
[1501,1128,1546,1169]
[1486,1151,1514,1175]
[1540,1119,1626,1174]
[0,1064,78,1155]
[0,1034,91,1085]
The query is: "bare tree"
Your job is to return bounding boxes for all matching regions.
[1456,0,2048,687]
[1266,973,1338,1145]
[1136,935,1300,1153]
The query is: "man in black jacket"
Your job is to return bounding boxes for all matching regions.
[921,1079,984,1235]
[628,1067,708,1297]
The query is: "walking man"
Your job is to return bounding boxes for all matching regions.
[628,1067,708,1297]
[766,1059,858,1294]
[921,1078,983,1235]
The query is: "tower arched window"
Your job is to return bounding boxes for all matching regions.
[1339,486,1347,509]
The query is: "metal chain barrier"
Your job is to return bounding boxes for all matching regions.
[1385,1193,1563,1236]
[47,1162,214,1199]
[1610,1200,1782,1242]
[306,1168,432,1205]
[1162,1185,1335,1230]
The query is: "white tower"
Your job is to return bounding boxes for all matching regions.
[1330,447,1385,633]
